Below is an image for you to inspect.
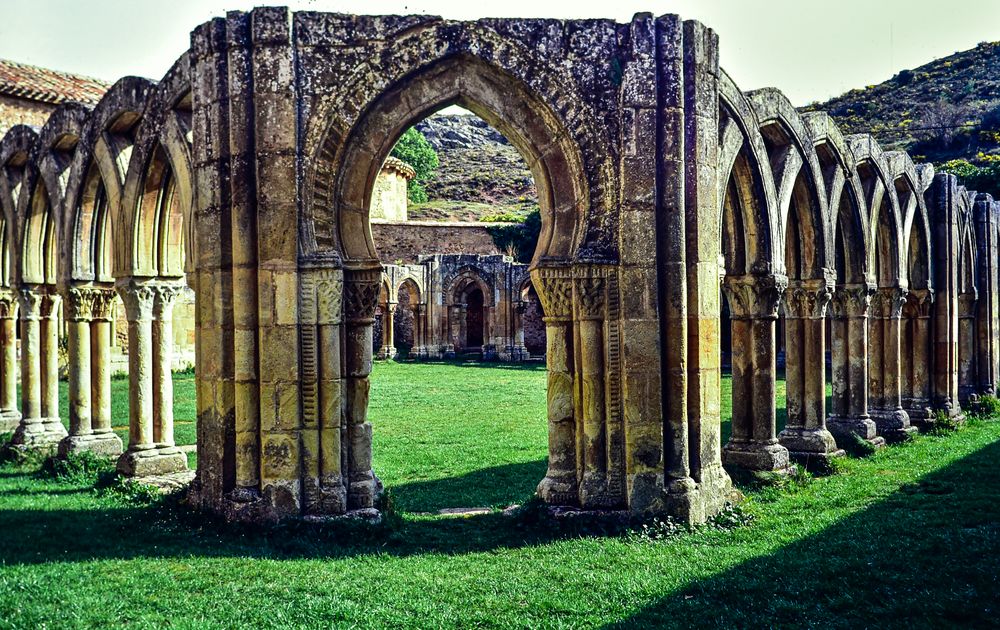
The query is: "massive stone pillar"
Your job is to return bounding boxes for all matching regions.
[779,279,843,464]
[722,273,792,472]
[58,287,123,456]
[974,194,1000,398]
[0,290,20,433]
[11,289,66,451]
[869,287,916,441]
[902,289,934,426]
[116,280,187,476]
[828,284,883,446]
[928,174,964,420]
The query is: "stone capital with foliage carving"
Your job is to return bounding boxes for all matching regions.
[782,279,832,320]
[870,286,907,320]
[0,289,17,320]
[532,266,573,322]
[902,288,934,319]
[722,273,788,321]
[343,267,381,324]
[828,283,875,319]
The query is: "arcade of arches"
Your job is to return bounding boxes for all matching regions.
[2,8,999,527]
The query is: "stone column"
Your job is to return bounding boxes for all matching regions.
[534,268,577,504]
[958,292,979,404]
[0,290,20,433]
[379,301,397,360]
[90,290,121,454]
[116,280,186,477]
[827,284,882,446]
[39,293,61,423]
[779,279,843,464]
[576,275,609,506]
[412,304,426,358]
[513,300,527,361]
[11,289,65,451]
[343,267,382,509]
[722,274,792,472]
[903,289,934,427]
[152,284,183,447]
[869,287,916,441]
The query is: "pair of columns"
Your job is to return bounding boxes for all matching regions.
[0,291,20,434]
[10,288,67,451]
[114,279,188,476]
[58,287,123,457]
[721,274,841,471]
[505,300,529,361]
[376,302,397,360]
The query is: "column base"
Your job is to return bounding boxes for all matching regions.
[58,431,124,458]
[722,440,792,473]
[537,471,578,505]
[375,345,397,360]
[778,427,846,467]
[0,409,21,434]
[904,400,934,429]
[870,407,917,443]
[663,463,736,525]
[827,414,886,448]
[347,471,384,510]
[11,417,67,454]
[117,444,188,477]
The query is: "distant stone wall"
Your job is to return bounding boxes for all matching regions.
[0,95,55,137]
[372,219,507,263]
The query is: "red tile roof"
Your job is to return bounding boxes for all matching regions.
[0,59,109,105]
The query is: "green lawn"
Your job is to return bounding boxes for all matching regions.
[0,363,997,627]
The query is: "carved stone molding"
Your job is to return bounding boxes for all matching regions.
[782,279,832,320]
[870,286,908,320]
[722,273,788,320]
[828,283,875,319]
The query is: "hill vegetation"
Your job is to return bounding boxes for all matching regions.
[804,40,1000,196]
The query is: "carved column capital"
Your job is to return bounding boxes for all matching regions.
[903,288,934,319]
[722,273,788,321]
[64,286,116,322]
[116,280,156,322]
[870,286,907,320]
[0,289,18,320]
[39,292,61,319]
[782,279,833,320]
[90,288,118,322]
[532,266,573,323]
[152,283,185,321]
[575,275,606,321]
[343,266,381,324]
[18,289,42,320]
[828,283,875,319]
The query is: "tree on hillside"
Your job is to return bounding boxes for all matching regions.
[391,127,439,204]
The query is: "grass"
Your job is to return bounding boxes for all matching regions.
[0,363,997,627]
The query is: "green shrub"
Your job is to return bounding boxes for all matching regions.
[976,394,1000,417]
[842,432,878,458]
[486,207,541,263]
[38,451,115,484]
[390,127,439,204]
[929,409,962,436]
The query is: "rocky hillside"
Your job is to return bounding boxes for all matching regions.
[411,114,537,220]
[803,41,1000,163]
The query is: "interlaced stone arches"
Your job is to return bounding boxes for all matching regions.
[1,7,999,529]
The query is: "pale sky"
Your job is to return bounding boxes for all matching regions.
[1,0,998,105]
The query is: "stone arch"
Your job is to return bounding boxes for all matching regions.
[310,47,592,268]
[957,189,979,403]
[394,277,422,353]
[115,55,194,279]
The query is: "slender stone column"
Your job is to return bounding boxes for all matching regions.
[343,266,382,509]
[11,289,65,451]
[779,279,843,464]
[513,300,528,361]
[827,284,883,446]
[39,293,61,423]
[0,290,20,433]
[869,287,916,441]
[958,292,979,404]
[116,280,186,476]
[576,275,609,506]
[534,269,577,503]
[903,289,934,426]
[152,285,183,447]
[722,274,792,472]
[380,302,397,360]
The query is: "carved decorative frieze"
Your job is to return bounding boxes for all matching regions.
[722,273,788,320]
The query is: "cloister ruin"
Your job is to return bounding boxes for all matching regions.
[0,7,997,526]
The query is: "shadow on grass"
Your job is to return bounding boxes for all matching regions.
[1,437,998,628]
[390,459,547,512]
[604,439,1000,627]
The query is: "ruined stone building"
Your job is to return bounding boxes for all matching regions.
[1,8,998,527]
